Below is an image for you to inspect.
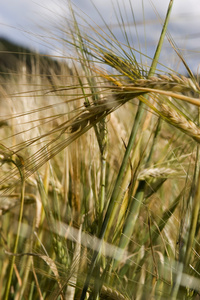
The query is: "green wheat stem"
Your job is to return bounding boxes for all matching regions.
[99,117,108,223]
[184,152,200,266]
[112,0,174,270]
[80,101,145,300]
[149,0,174,76]
[182,100,200,267]
[4,158,25,300]
[80,1,174,298]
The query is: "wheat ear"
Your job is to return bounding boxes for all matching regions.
[159,103,200,143]
[130,74,199,93]
[100,285,128,300]
[138,167,183,180]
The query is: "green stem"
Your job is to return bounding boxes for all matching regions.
[185,149,200,266]
[112,0,174,270]
[148,0,174,77]
[80,1,174,298]
[99,118,108,224]
[4,158,25,300]
[80,100,145,300]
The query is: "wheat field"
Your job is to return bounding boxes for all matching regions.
[0,1,200,299]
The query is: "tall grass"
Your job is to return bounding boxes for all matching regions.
[0,0,200,299]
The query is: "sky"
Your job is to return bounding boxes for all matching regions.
[1,0,200,73]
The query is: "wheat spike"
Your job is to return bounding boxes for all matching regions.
[159,103,200,143]
[130,74,199,93]
[138,167,183,180]
[100,285,128,300]
[103,53,199,94]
